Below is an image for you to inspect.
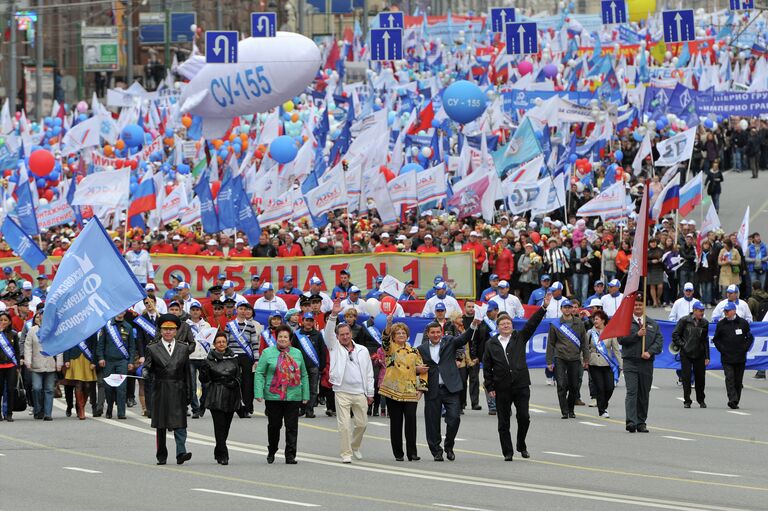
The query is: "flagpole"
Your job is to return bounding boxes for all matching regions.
[642,274,647,353]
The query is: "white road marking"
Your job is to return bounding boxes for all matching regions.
[366,421,387,427]
[662,436,695,442]
[63,467,102,474]
[433,504,493,511]
[689,471,740,478]
[454,438,467,442]
[651,385,660,390]
[578,421,606,427]
[542,451,584,458]
[192,488,320,507]
[529,408,546,414]
[0,453,5,456]
[727,411,751,416]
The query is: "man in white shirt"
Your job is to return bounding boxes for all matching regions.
[222,280,246,304]
[421,282,462,317]
[253,283,288,312]
[340,286,367,314]
[489,280,525,318]
[600,279,624,318]
[712,284,753,323]
[303,276,333,312]
[669,282,697,322]
[545,282,566,319]
[20,281,42,310]
[124,238,154,285]
[324,299,374,464]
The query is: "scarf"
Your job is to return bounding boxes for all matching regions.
[269,349,301,400]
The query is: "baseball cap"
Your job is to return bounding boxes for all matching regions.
[381,232,390,238]
[217,273,226,280]
[22,281,33,290]
[549,282,564,291]
[349,285,361,294]
[177,282,190,290]
[723,302,737,311]
[726,284,739,294]
[168,301,181,308]
[222,280,235,290]
[498,280,510,289]
[608,279,621,288]
[170,273,183,281]
[683,282,694,291]
[145,283,156,291]
[560,299,573,308]
[251,274,260,281]
[172,234,182,241]
[207,239,218,246]
[489,274,499,281]
[340,269,350,276]
[37,274,48,280]
[309,276,322,286]
[236,299,252,309]
[435,303,446,312]
[269,310,283,318]
[303,312,315,320]
[319,236,328,243]
[424,234,433,239]
[588,298,603,308]
[692,301,706,310]
[486,301,499,311]
[594,280,605,286]
[2,267,12,275]
[435,282,447,290]
[283,276,294,282]
[540,274,551,282]
[235,238,244,244]
[434,275,444,284]
[189,300,202,309]
[375,276,384,283]
[260,283,274,291]
[469,231,479,237]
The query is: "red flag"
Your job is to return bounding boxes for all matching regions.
[407,100,435,135]
[324,38,340,72]
[601,186,649,340]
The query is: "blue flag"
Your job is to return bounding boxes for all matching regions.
[15,164,39,236]
[193,168,219,234]
[491,118,543,178]
[233,179,261,242]
[38,217,146,356]
[0,217,47,269]
[216,171,239,230]
[65,177,83,227]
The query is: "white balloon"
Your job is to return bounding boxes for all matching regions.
[39,198,48,206]
[365,298,381,316]
[739,119,749,130]
[421,146,432,157]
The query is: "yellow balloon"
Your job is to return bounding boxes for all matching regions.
[283,100,295,112]
[628,0,656,22]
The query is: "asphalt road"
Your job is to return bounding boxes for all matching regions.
[0,369,765,511]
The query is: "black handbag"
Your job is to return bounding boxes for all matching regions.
[13,372,27,412]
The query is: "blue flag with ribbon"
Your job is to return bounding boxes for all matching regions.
[15,163,39,236]
[0,216,47,268]
[38,217,146,356]
[193,168,219,234]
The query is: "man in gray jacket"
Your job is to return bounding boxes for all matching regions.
[619,293,664,433]
[546,300,589,419]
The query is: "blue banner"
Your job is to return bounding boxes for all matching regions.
[695,90,768,118]
[503,90,599,112]
[251,310,768,370]
[0,217,47,269]
[193,168,219,234]
[15,165,39,236]
[38,218,147,356]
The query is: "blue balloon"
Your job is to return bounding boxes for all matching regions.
[48,170,60,181]
[614,150,624,162]
[164,128,174,138]
[431,119,442,128]
[35,178,46,188]
[442,80,486,124]
[122,124,145,148]
[177,163,190,175]
[130,182,138,195]
[269,135,298,164]
[218,148,229,159]
[374,313,388,333]
[569,154,578,163]
[633,131,644,142]
[401,162,424,174]
[52,126,61,136]
[704,118,715,129]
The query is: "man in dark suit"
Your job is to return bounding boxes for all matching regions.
[482,293,551,461]
[144,314,195,465]
[417,316,480,461]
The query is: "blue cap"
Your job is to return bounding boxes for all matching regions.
[283,276,293,282]
[375,276,384,283]
[435,282,447,290]
[608,279,621,288]
[540,274,551,281]
[486,301,499,311]
[251,274,260,281]
[594,280,605,286]
[489,274,499,281]
[498,280,510,288]
[171,273,183,281]
[560,299,573,308]
[340,269,350,276]
[434,275,444,284]
[435,303,446,311]
[176,282,190,290]
[303,312,315,320]
[726,284,739,294]
[37,274,48,280]
[549,282,564,291]
[270,310,283,318]
[222,280,235,290]
[217,273,226,280]
[723,302,737,312]
[692,301,706,310]
[309,277,322,286]
[260,283,273,291]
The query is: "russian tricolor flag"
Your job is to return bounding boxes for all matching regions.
[127,174,157,221]
[678,173,702,217]
[650,175,679,221]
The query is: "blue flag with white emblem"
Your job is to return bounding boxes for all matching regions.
[0,216,47,268]
[15,163,39,236]
[38,217,146,356]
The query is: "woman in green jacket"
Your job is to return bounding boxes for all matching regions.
[255,324,309,465]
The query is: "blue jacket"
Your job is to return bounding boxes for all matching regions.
[528,287,548,306]
[365,289,383,300]
[425,287,456,300]
[331,283,352,300]
[480,287,499,302]
[747,242,768,272]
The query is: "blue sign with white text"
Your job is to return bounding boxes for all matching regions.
[378,11,404,29]
[206,31,239,63]
[505,22,538,55]
[370,28,403,61]
[730,0,754,10]
[601,0,627,24]
[662,9,695,43]
[251,12,277,37]
[489,7,516,33]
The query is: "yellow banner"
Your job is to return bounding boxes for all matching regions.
[2,252,476,298]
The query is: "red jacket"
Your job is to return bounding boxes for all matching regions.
[278,243,304,258]
[490,246,514,280]
[229,248,251,257]
[177,242,201,255]
[150,243,175,254]
[416,244,440,254]
[462,241,487,270]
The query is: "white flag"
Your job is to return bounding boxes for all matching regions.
[654,127,696,167]
[160,183,189,224]
[416,164,447,206]
[700,203,721,237]
[380,275,407,299]
[304,172,348,218]
[576,181,627,217]
[61,115,103,153]
[72,168,130,208]
[388,170,418,208]
[737,206,750,252]
[632,133,652,175]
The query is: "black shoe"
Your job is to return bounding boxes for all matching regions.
[157,459,167,465]
[199,409,205,418]
[127,398,136,408]
[683,402,691,408]
[699,402,707,408]
[568,412,576,419]
[433,453,444,462]
[176,452,192,465]
[728,402,739,409]
[372,411,379,416]
[43,416,53,421]
[34,413,43,420]
[504,454,514,461]
[318,397,326,405]
[626,424,636,433]
[66,407,72,417]
[217,458,229,465]
[92,411,102,418]
[407,455,420,461]
[472,405,482,411]
[520,450,530,459]
[488,410,497,416]
[325,410,333,417]
[395,456,404,461]
[636,425,649,433]
[267,455,275,464]
[445,449,455,461]
[192,413,200,419]
[305,411,315,419]
[285,459,297,465]
[105,412,112,419]
[4,416,12,422]
[561,414,569,419]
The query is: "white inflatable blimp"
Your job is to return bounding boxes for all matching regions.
[179,31,321,139]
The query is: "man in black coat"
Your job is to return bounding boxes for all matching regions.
[291,312,325,418]
[417,316,480,461]
[144,314,194,465]
[671,301,710,408]
[482,293,551,461]
[713,302,754,409]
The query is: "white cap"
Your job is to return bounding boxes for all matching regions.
[409,225,419,234]
[22,281,33,290]
[381,232,390,238]
[235,238,244,244]
[469,231,479,237]
[319,236,328,243]
[172,234,181,241]
[207,239,218,246]
[684,282,694,291]
[424,234,433,239]
[145,283,156,291]
[588,298,603,308]
[726,284,739,294]
[396,234,407,241]
[543,216,552,223]
[222,280,235,290]
[349,285,361,293]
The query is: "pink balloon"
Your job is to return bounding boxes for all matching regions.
[77,101,88,113]
[518,61,533,76]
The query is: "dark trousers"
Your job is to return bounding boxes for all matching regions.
[554,358,581,415]
[723,362,746,405]
[265,400,300,460]
[461,365,480,408]
[424,387,461,455]
[624,359,653,427]
[0,367,16,417]
[590,365,615,415]
[680,354,706,405]
[103,359,128,417]
[236,354,254,415]
[210,410,234,461]
[321,386,335,413]
[91,368,105,414]
[302,366,319,414]
[156,428,187,462]
[387,399,418,458]
[494,386,530,457]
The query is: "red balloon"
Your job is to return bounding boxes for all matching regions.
[165,184,174,195]
[49,179,60,187]
[129,160,138,170]
[29,149,55,177]
[381,295,397,314]
[2,170,11,177]
[43,189,54,201]
[210,180,221,199]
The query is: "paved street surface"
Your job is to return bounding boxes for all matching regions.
[1,370,765,511]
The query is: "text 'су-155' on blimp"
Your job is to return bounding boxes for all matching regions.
[178,32,321,139]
